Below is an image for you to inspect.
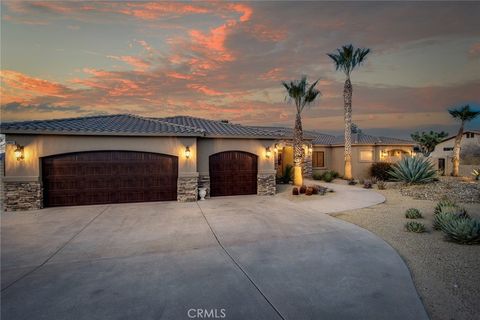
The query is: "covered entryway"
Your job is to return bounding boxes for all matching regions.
[209,151,257,197]
[42,151,178,207]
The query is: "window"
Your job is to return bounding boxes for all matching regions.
[312,151,325,167]
[443,147,454,151]
[359,150,373,162]
[466,132,475,139]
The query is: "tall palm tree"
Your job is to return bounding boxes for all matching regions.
[327,44,370,180]
[282,76,321,186]
[448,105,480,176]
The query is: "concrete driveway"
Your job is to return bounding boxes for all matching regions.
[1,185,428,320]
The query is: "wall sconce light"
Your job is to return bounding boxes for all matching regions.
[308,146,313,154]
[14,144,24,161]
[274,143,279,152]
[185,146,191,159]
[265,146,272,159]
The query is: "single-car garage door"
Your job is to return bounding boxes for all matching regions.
[42,151,178,207]
[209,151,257,197]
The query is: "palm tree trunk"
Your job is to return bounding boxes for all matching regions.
[293,112,304,186]
[343,77,353,180]
[451,121,464,176]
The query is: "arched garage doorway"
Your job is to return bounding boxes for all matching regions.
[209,151,257,197]
[42,151,178,207]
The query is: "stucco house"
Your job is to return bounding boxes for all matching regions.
[253,127,415,179]
[429,130,480,175]
[1,114,414,211]
[1,115,280,211]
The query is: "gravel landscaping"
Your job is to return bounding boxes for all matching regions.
[332,186,480,320]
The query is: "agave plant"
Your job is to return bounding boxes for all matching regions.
[434,199,458,215]
[405,221,426,233]
[405,208,422,219]
[388,156,436,184]
[442,218,480,244]
[433,208,469,231]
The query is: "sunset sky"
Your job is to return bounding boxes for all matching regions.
[1,1,479,137]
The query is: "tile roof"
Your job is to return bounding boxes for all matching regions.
[331,133,414,146]
[0,114,204,136]
[156,116,282,138]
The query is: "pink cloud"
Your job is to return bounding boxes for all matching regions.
[187,84,223,96]
[468,43,480,58]
[107,55,151,71]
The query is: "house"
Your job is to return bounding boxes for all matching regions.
[1,114,414,211]
[0,114,280,211]
[429,130,480,175]
[252,127,415,179]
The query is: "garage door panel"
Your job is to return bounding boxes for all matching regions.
[209,151,257,197]
[42,151,178,207]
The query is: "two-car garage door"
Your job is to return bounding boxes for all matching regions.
[42,151,178,207]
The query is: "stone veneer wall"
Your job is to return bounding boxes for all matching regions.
[302,153,313,178]
[177,176,198,202]
[257,173,276,195]
[198,174,210,198]
[3,181,43,211]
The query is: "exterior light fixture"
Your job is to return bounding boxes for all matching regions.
[185,146,191,159]
[274,143,279,152]
[14,144,24,161]
[308,146,313,154]
[265,147,272,159]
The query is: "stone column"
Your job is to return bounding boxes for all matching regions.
[302,152,313,179]
[257,171,276,195]
[3,180,43,211]
[198,173,210,198]
[177,173,198,202]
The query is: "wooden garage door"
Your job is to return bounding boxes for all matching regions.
[209,151,257,197]
[42,151,178,207]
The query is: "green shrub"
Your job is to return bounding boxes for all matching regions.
[279,164,293,184]
[434,199,458,215]
[329,170,340,178]
[322,172,334,182]
[370,162,393,181]
[433,207,469,230]
[405,208,422,219]
[405,221,426,233]
[389,156,437,184]
[442,218,480,244]
[313,173,323,180]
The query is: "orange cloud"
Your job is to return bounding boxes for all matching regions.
[107,55,151,71]
[187,84,223,96]
[260,68,283,81]
[227,3,253,22]
[166,72,193,80]
[1,70,71,97]
[468,43,480,58]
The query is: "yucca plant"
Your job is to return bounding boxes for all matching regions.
[442,218,480,244]
[405,208,422,219]
[388,156,436,184]
[405,221,426,233]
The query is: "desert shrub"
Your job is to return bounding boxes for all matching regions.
[370,162,393,181]
[389,156,437,184]
[377,180,386,190]
[359,178,365,185]
[442,218,480,244]
[405,221,426,233]
[405,208,422,219]
[329,170,340,178]
[313,173,323,180]
[348,179,357,185]
[322,172,334,182]
[363,180,373,189]
[299,185,307,194]
[292,187,299,195]
[370,177,378,184]
[305,187,313,196]
[433,207,469,230]
[279,164,293,184]
[434,199,458,215]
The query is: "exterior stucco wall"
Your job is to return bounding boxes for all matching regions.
[317,144,413,179]
[3,134,197,180]
[430,133,480,159]
[312,146,331,176]
[196,138,276,176]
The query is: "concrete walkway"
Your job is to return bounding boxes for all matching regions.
[1,185,428,320]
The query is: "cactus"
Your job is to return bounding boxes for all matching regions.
[405,221,426,233]
[405,208,422,219]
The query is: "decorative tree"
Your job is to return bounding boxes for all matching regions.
[282,76,321,186]
[410,131,449,156]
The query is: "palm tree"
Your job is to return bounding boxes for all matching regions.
[282,76,321,186]
[448,105,480,176]
[327,44,370,180]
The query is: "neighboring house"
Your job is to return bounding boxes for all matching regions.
[252,127,415,179]
[0,115,280,211]
[429,130,480,176]
[0,114,414,211]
